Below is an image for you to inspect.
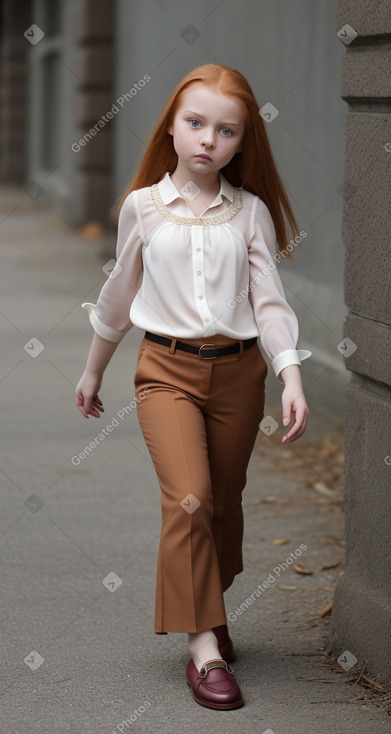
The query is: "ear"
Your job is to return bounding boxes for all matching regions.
[167,125,173,136]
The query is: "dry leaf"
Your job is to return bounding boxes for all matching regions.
[272,538,291,545]
[292,563,313,575]
[318,561,342,571]
[319,601,333,617]
[266,512,278,518]
[278,584,297,590]
[313,482,334,497]
[319,449,332,459]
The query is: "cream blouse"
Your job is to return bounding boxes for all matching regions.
[82,171,311,382]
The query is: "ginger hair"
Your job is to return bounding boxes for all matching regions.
[111,64,301,258]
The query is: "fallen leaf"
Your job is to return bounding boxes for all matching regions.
[319,601,333,617]
[278,584,297,590]
[319,449,332,459]
[318,561,342,571]
[272,538,291,545]
[313,482,334,496]
[292,563,313,575]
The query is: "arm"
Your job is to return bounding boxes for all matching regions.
[76,333,119,418]
[75,191,143,419]
[247,198,310,443]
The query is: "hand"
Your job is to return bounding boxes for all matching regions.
[281,383,309,443]
[75,371,105,419]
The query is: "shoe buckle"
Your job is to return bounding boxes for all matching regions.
[199,659,234,678]
[199,343,218,359]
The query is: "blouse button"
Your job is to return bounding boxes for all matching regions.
[197,271,202,276]
[199,295,203,299]
[196,247,201,252]
[205,318,209,322]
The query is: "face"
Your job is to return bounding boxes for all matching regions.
[167,82,245,176]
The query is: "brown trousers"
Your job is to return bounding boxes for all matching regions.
[134,333,267,634]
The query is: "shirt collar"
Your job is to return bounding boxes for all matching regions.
[157,171,235,207]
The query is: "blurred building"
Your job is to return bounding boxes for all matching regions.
[0,0,348,415]
[0,0,115,223]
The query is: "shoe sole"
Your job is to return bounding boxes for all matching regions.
[186,681,244,710]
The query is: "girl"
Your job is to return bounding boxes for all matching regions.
[76,64,311,711]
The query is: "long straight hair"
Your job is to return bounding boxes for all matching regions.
[112,64,300,257]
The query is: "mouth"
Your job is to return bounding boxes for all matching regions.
[195,154,211,161]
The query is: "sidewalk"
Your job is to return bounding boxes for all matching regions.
[0,184,388,733]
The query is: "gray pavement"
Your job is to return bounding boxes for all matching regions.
[0,184,388,733]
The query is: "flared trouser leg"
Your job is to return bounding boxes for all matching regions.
[133,334,267,634]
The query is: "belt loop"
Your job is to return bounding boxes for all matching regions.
[237,339,244,357]
[169,337,177,354]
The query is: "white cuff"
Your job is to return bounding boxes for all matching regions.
[271,348,312,383]
[81,303,127,343]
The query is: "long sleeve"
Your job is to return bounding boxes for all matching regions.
[247,197,311,382]
[82,191,144,343]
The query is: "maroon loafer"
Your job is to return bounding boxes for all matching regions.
[212,624,235,663]
[186,658,244,710]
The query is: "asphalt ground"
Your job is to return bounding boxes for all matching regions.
[0,185,389,733]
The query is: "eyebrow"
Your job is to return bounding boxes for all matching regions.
[183,110,241,126]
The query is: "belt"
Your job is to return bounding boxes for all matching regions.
[144,331,257,359]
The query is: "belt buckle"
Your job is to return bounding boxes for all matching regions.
[199,343,218,359]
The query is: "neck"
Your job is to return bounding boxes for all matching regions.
[170,162,221,197]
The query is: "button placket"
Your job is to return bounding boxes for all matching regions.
[191,227,213,332]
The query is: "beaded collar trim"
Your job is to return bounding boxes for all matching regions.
[150,184,243,226]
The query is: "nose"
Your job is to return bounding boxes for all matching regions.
[200,128,215,148]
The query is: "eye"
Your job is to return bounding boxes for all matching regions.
[221,127,233,136]
[189,119,201,128]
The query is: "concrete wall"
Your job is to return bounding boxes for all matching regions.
[26,0,114,224]
[113,0,348,416]
[71,0,115,225]
[327,1,391,684]
[0,0,30,182]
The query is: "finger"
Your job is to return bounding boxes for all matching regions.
[282,409,308,443]
[77,403,89,419]
[282,401,291,427]
[76,394,89,418]
[91,397,104,412]
[78,392,94,417]
[86,395,105,417]
[78,403,101,419]
[89,407,102,417]
[282,408,302,440]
